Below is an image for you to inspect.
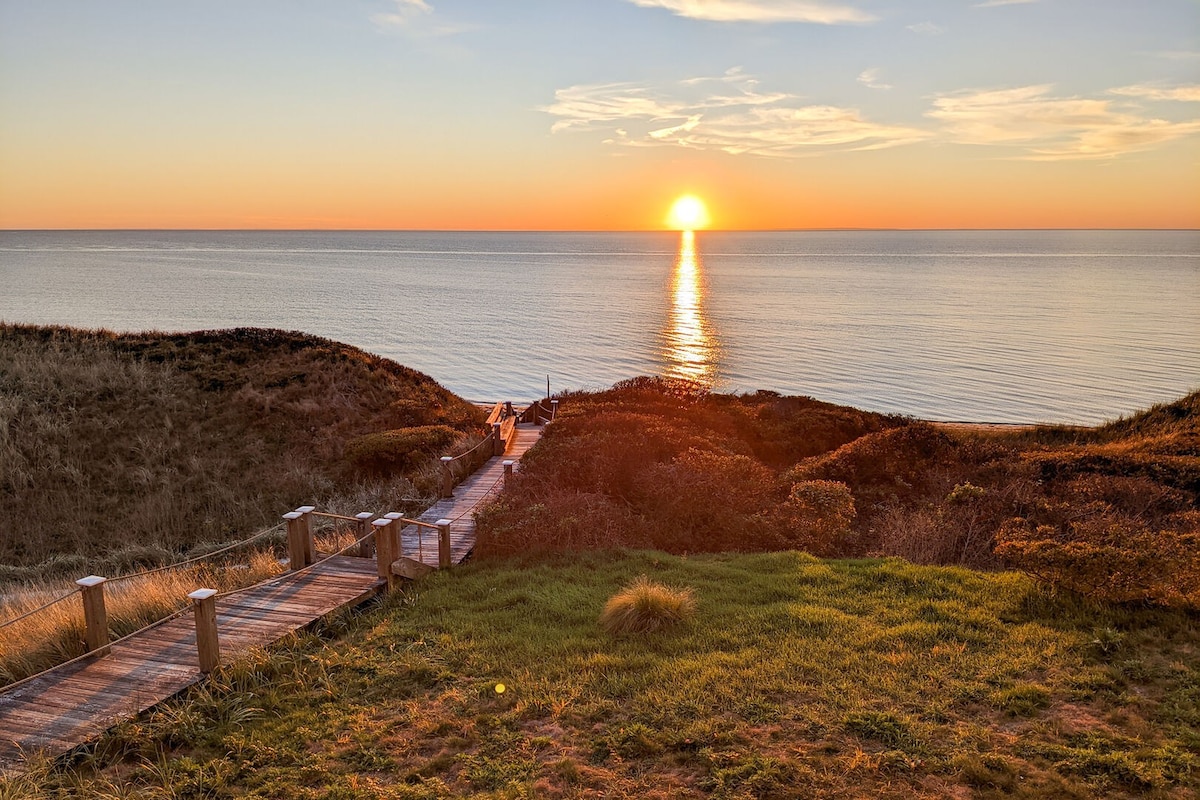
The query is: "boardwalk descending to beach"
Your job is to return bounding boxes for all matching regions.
[0,414,546,765]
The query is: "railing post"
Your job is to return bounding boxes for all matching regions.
[436,519,452,568]
[355,512,375,558]
[505,401,514,418]
[533,402,543,426]
[76,576,110,656]
[372,518,397,590]
[296,505,316,564]
[492,422,503,456]
[440,456,454,498]
[283,511,305,570]
[384,511,404,561]
[551,399,559,421]
[503,459,514,488]
[188,588,220,674]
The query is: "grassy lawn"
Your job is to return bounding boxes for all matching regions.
[11,551,1197,798]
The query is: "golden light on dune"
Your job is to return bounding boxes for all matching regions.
[666,195,710,230]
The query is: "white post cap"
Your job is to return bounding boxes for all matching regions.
[295,505,316,514]
[355,511,374,521]
[188,588,218,601]
[384,511,403,520]
[436,518,452,527]
[440,456,454,463]
[372,518,392,528]
[76,575,106,588]
[502,460,515,467]
[283,511,303,520]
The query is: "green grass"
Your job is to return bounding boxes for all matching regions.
[13,551,1198,798]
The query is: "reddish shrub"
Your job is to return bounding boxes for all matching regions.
[995,510,1200,608]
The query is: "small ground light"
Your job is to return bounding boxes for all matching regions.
[495,683,506,694]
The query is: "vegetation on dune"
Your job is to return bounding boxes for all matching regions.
[0,324,484,578]
[477,376,906,557]
[479,377,1199,608]
[11,552,1197,798]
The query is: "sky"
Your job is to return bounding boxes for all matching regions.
[1,0,1198,230]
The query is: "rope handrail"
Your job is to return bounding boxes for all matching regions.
[445,431,495,463]
[0,522,286,631]
[0,604,192,696]
[451,472,506,523]
[3,518,386,694]
[310,512,362,523]
[0,589,79,630]
[106,522,286,585]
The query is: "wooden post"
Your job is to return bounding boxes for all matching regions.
[76,576,110,655]
[355,512,375,558]
[440,456,454,498]
[437,519,452,568]
[189,588,220,674]
[505,401,514,418]
[492,422,503,456]
[296,505,316,564]
[503,459,514,488]
[283,511,305,570]
[551,399,559,421]
[384,511,404,560]
[372,518,397,589]
[533,402,542,426]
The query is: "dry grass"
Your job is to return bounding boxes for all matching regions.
[0,324,484,576]
[599,575,697,635]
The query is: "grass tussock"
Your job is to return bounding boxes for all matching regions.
[0,324,484,577]
[599,575,696,635]
[10,552,1198,798]
[479,378,1200,608]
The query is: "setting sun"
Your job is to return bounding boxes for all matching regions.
[666,195,711,231]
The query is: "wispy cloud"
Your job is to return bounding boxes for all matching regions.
[625,0,876,24]
[857,68,892,90]
[372,0,471,36]
[1110,84,1200,102]
[928,84,1200,159]
[906,21,946,35]
[544,70,926,157]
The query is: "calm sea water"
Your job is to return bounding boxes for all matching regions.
[1,229,1197,425]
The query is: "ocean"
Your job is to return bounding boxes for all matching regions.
[1,229,1197,425]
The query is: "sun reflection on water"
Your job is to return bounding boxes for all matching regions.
[661,230,720,385]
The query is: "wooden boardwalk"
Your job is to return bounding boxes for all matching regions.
[399,422,542,566]
[0,419,544,765]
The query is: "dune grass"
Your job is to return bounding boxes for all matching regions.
[0,324,484,578]
[12,551,1197,798]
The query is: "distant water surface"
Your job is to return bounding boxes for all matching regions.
[1,229,1197,425]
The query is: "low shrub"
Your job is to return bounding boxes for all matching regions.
[599,575,696,635]
[995,511,1200,608]
[344,425,461,475]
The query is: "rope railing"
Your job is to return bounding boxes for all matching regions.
[452,472,507,523]
[445,431,495,463]
[0,521,288,633]
[0,590,79,631]
[107,522,286,585]
[1,517,381,695]
[0,604,192,696]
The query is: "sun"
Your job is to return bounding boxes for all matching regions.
[666,195,711,231]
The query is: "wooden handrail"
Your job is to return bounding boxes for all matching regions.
[484,401,505,426]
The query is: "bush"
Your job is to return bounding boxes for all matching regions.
[599,576,696,635]
[995,511,1200,608]
[767,480,857,555]
[344,425,460,475]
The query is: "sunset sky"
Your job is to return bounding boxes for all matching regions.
[1,0,1198,230]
